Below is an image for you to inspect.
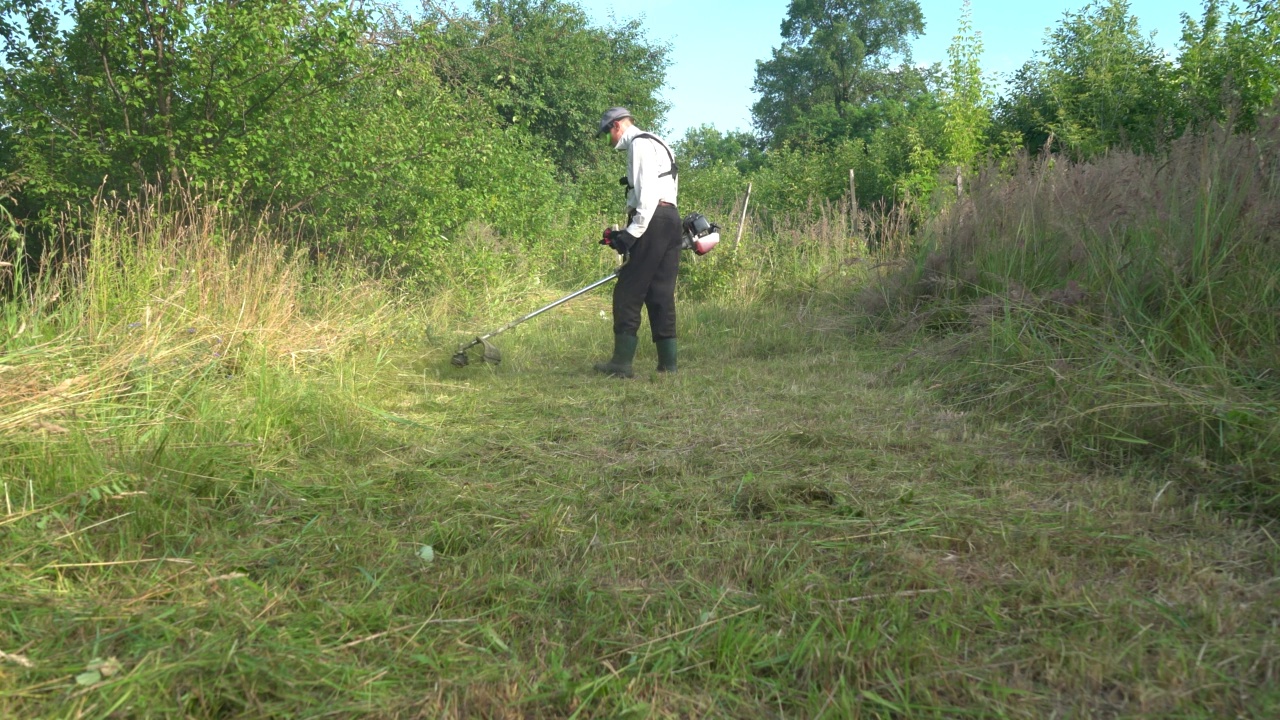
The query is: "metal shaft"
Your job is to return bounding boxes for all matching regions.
[460,272,618,350]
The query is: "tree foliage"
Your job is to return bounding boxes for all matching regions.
[289,26,564,273]
[683,0,1280,218]
[991,0,1279,160]
[940,1,990,178]
[424,0,669,176]
[2,0,1277,277]
[676,126,765,173]
[1040,0,1175,156]
[752,0,925,145]
[1175,0,1280,132]
[0,0,369,217]
[0,0,671,277]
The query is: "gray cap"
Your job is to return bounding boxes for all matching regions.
[598,106,632,134]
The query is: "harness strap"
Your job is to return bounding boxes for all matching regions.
[635,133,679,180]
[620,133,679,192]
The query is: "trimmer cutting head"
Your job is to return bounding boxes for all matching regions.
[451,338,502,367]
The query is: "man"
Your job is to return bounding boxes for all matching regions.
[594,106,681,378]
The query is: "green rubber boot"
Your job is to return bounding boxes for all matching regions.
[594,334,637,378]
[656,338,677,373]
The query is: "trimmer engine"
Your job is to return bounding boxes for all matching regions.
[681,213,721,256]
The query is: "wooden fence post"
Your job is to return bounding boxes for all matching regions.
[734,182,752,249]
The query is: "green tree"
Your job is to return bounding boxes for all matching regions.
[992,61,1057,155]
[1040,0,1176,156]
[0,1,578,276]
[0,0,369,225]
[1175,0,1280,131]
[287,25,564,273]
[940,0,990,187]
[424,0,669,176]
[670,126,762,212]
[675,125,765,173]
[751,0,925,145]
[861,80,946,205]
[748,138,867,215]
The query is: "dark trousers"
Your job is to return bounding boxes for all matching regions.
[613,204,681,341]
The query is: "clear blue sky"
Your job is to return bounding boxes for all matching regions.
[563,0,1209,137]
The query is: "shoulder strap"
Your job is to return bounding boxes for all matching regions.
[634,133,679,179]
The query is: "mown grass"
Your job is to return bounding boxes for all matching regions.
[3,196,1279,718]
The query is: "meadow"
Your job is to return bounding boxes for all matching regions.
[2,140,1278,716]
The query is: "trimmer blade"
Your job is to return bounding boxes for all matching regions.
[450,351,470,367]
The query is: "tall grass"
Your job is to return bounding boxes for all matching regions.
[865,116,1280,512]
[673,193,907,315]
[1,186,401,440]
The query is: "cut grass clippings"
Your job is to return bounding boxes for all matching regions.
[2,295,1278,718]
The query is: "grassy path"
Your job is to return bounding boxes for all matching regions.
[3,295,1278,718]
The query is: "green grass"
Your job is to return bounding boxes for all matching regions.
[2,175,1278,717]
[3,288,1279,718]
[864,121,1280,512]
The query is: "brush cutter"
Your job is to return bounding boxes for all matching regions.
[450,273,620,367]
[450,213,720,368]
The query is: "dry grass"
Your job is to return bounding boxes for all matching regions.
[1,187,397,441]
